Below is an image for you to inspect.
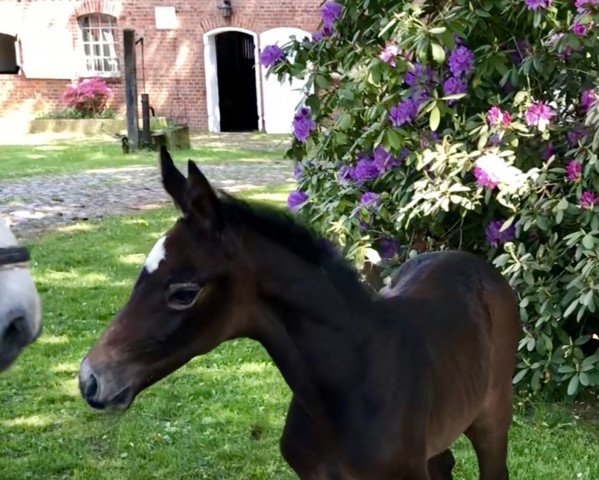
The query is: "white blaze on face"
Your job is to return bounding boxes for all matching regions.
[144,235,167,273]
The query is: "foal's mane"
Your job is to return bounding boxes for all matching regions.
[218,193,371,300]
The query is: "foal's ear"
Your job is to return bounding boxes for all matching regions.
[160,146,188,211]
[187,160,223,232]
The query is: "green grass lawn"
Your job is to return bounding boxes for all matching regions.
[0,190,598,479]
[0,141,285,180]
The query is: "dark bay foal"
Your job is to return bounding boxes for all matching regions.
[79,147,520,480]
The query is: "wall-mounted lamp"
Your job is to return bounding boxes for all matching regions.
[217,0,233,18]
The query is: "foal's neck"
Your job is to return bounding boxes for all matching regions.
[248,234,373,417]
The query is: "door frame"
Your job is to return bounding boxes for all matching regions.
[203,27,263,132]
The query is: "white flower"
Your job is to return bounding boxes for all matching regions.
[475,153,523,187]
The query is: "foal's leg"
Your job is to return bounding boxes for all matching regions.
[280,396,328,480]
[465,389,512,480]
[428,449,455,480]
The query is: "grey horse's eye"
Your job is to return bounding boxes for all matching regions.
[166,283,202,310]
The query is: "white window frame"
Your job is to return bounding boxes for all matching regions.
[78,14,120,77]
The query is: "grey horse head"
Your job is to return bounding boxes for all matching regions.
[0,217,41,372]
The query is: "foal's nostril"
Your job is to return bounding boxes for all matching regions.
[85,373,98,399]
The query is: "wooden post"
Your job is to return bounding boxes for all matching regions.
[123,29,139,150]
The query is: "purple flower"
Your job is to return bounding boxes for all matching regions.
[287,191,309,211]
[486,220,516,247]
[443,76,467,96]
[412,89,430,107]
[575,0,599,12]
[359,191,380,208]
[389,99,418,127]
[525,102,554,131]
[260,45,284,68]
[510,40,531,64]
[337,165,354,184]
[321,1,342,29]
[379,43,400,67]
[404,63,435,87]
[312,26,334,42]
[566,160,582,182]
[572,22,588,37]
[542,142,555,160]
[293,163,304,181]
[373,145,405,173]
[448,46,474,77]
[486,107,512,128]
[379,238,399,260]
[567,128,587,146]
[352,156,379,182]
[581,89,597,112]
[420,132,440,149]
[524,0,552,10]
[292,106,316,143]
[579,190,599,210]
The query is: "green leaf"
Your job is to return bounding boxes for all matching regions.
[579,372,590,386]
[567,375,579,396]
[429,106,441,131]
[429,27,446,35]
[582,234,595,249]
[385,129,401,150]
[512,369,528,384]
[431,43,445,63]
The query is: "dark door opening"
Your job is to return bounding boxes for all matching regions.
[0,34,19,74]
[215,32,258,132]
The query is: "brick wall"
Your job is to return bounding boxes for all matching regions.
[0,0,321,131]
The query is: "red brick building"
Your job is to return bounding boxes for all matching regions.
[0,0,320,132]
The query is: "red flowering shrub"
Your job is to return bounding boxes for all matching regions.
[61,78,113,117]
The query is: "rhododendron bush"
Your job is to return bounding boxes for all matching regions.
[265,0,599,396]
[61,78,113,117]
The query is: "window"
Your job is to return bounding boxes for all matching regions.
[0,33,18,74]
[78,14,119,74]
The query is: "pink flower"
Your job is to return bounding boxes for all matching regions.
[525,102,554,131]
[581,89,597,112]
[572,22,588,37]
[379,43,400,67]
[566,160,582,182]
[579,190,599,210]
[486,106,512,128]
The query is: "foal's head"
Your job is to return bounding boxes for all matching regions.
[79,148,275,410]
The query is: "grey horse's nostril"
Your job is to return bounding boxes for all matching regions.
[1,309,29,347]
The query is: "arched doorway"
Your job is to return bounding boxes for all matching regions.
[203,28,262,132]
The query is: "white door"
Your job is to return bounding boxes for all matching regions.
[259,28,311,134]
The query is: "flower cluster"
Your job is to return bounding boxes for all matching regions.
[389,99,418,126]
[524,0,552,10]
[379,43,400,67]
[486,107,511,128]
[292,106,316,143]
[524,102,554,131]
[473,153,522,189]
[287,191,309,212]
[486,220,516,247]
[260,45,284,68]
[444,46,474,99]
[338,146,405,184]
[61,78,112,116]
[314,1,342,40]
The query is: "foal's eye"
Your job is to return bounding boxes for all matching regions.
[166,283,202,310]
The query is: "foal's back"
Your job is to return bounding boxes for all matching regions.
[376,251,519,468]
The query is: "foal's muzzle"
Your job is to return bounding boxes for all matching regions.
[79,357,133,411]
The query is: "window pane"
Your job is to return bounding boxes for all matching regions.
[81,16,90,27]
[84,44,91,55]
[94,58,102,71]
